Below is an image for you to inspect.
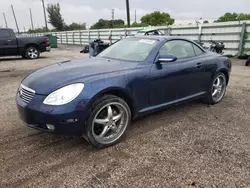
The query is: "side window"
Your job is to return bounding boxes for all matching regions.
[160,40,196,59]
[193,44,204,56]
[0,30,11,39]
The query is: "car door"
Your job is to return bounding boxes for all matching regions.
[0,30,17,56]
[149,39,207,107]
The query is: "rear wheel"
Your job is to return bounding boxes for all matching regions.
[203,72,227,105]
[26,46,40,59]
[245,59,250,66]
[84,95,131,148]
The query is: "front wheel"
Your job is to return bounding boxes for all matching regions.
[85,95,131,148]
[203,72,227,105]
[26,46,40,59]
[245,59,250,66]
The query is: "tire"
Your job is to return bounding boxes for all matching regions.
[245,59,250,66]
[84,95,131,148]
[203,72,227,105]
[21,54,27,59]
[26,46,40,59]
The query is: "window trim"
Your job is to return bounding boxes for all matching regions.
[192,43,205,56]
[159,39,198,60]
[0,30,11,39]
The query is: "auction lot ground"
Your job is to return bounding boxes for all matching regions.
[0,46,250,188]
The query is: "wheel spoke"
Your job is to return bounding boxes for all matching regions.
[107,105,113,119]
[99,126,109,138]
[94,118,108,125]
[216,78,220,86]
[113,113,123,122]
[212,89,218,96]
[110,123,118,132]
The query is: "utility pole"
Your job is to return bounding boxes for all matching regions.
[111,9,114,28]
[41,0,48,31]
[126,0,130,27]
[11,5,20,33]
[3,13,8,28]
[29,8,34,30]
[135,9,137,23]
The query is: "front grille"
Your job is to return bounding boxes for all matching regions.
[19,84,35,103]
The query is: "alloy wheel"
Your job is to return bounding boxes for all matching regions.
[212,75,226,102]
[92,102,129,145]
[27,48,39,59]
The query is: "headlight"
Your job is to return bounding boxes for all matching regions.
[43,83,84,105]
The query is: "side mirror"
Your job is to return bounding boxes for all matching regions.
[158,54,177,63]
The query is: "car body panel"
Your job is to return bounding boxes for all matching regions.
[16,36,231,136]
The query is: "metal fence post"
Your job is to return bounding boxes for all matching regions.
[88,30,90,43]
[97,30,100,39]
[60,33,62,44]
[124,29,127,37]
[72,31,75,45]
[239,22,246,55]
[198,24,202,42]
[109,30,112,45]
[168,27,171,36]
[66,32,68,44]
[79,31,82,45]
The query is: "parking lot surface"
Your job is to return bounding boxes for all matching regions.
[0,47,250,188]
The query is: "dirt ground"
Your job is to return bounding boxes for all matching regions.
[0,47,250,188]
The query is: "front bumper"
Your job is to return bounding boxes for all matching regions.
[16,92,91,136]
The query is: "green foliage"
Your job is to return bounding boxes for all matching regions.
[27,27,51,33]
[215,12,250,22]
[131,22,148,27]
[140,11,175,26]
[46,3,65,31]
[241,28,250,55]
[203,20,209,24]
[64,23,86,31]
[90,19,125,29]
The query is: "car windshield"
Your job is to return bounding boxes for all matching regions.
[98,38,158,62]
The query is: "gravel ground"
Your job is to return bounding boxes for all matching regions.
[0,47,250,188]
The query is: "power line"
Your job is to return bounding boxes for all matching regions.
[29,8,34,30]
[3,13,8,28]
[41,0,48,31]
[11,5,20,33]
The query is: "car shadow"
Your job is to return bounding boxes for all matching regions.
[0,56,48,62]
[18,100,206,154]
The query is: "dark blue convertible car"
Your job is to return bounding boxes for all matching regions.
[16,36,231,148]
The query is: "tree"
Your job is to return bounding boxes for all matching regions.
[140,11,175,26]
[203,20,209,24]
[65,22,86,31]
[215,12,250,22]
[27,27,50,33]
[46,3,65,31]
[131,22,148,27]
[91,19,125,29]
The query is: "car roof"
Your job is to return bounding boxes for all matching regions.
[130,35,190,42]
[138,27,159,32]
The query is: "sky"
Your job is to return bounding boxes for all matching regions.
[0,0,249,32]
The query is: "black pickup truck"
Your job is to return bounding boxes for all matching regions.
[0,28,51,59]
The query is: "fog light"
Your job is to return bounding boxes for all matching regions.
[62,119,78,123]
[46,124,55,131]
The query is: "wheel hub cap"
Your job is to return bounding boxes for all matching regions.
[92,102,129,144]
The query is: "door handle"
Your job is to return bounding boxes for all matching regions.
[7,39,11,42]
[195,63,203,68]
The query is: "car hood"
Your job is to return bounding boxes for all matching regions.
[22,57,137,95]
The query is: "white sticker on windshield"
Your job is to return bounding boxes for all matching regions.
[139,39,156,44]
